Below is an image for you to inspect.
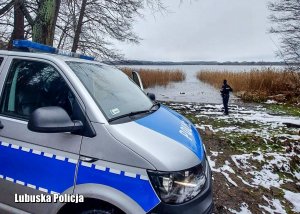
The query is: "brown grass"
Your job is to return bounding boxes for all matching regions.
[197,68,300,102]
[121,67,186,89]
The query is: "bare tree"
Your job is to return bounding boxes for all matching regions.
[7,0,25,49]
[55,0,164,60]
[0,0,61,46]
[269,0,300,68]
[24,0,61,45]
[1,0,163,58]
[0,0,14,16]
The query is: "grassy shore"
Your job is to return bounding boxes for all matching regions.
[167,102,300,214]
[121,67,186,89]
[197,68,300,104]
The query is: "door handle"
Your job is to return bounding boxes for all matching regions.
[79,156,98,163]
[0,121,4,129]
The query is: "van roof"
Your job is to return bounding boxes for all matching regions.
[0,50,102,64]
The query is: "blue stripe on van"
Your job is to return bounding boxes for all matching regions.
[76,162,160,212]
[135,105,204,161]
[77,164,160,212]
[0,142,160,212]
[0,142,76,193]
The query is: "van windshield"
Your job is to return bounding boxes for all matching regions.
[67,61,153,121]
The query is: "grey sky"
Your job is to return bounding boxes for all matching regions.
[114,0,280,62]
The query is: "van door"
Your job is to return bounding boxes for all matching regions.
[0,57,84,213]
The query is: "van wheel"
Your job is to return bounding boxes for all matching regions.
[81,208,121,214]
[59,198,125,214]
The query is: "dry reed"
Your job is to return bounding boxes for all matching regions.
[197,68,300,102]
[121,67,186,89]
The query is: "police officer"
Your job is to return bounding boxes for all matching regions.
[220,79,233,115]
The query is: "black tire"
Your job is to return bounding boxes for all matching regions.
[81,207,122,214]
[59,198,125,214]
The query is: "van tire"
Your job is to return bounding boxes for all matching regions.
[80,208,121,214]
[80,209,115,214]
[58,198,125,214]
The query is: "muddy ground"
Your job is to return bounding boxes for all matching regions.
[165,102,300,214]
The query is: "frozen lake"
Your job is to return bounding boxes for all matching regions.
[120,65,284,104]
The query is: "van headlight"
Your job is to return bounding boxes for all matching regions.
[147,163,206,204]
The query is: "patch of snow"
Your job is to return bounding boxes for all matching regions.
[211,151,222,157]
[250,168,282,189]
[207,155,216,170]
[268,155,291,172]
[239,112,300,127]
[237,176,256,188]
[276,134,300,140]
[239,128,258,134]
[221,171,238,187]
[229,202,252,214]
[283,190,300,212]
[252,152,265,162]
[215,126,239,132]
[294,172,300,180]
[259,195,286,214]
[195,114,209,118]
[202,111,224,115]
[231,154,252,170]
[231,152,296,189]
[195,124,215,132]
[221,161,235,174]
[195,124,206,131]
[203,104,223,109]
[213,161,238,186]
[238,110,259,114]
[265,100,278,104]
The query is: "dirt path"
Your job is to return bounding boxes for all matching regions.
[165,102,300,214]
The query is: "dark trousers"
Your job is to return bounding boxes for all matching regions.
[222,95,229,115]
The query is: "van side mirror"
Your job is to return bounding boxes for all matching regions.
[28,106,83,133]
[147,93,156,101]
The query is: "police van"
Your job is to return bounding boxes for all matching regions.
[0,41,213,214]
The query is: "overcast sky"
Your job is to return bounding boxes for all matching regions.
[114,0,281,62]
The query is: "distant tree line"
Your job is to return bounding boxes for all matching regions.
[110,60,286,66]
[0,0,163,59]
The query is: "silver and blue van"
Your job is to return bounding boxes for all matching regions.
[0,41,213,214]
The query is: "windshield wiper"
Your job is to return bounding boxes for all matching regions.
[149,102,160,111]
[108,110,150,122]
[108,103,160,123]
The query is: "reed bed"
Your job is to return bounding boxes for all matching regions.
[197,68,300,102]
[121,67,186,89]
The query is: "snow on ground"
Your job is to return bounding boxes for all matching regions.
[211,151,223,157]
[237,175,256,187]
[207,155,216,170]
[295,172,300,180]
[229,203,252,214]
[259,196,287,214]
[284,190,300,212]
[208,158,238,187]
[265,100,278,104]
[250,168,283,189]
[231,152,294,189]
[167,102,300,213]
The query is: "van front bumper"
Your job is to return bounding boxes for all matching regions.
[148,159,213,214]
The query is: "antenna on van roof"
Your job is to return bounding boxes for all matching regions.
[13,40,95,61]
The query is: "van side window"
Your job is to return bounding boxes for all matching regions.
[0,59,78,120]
